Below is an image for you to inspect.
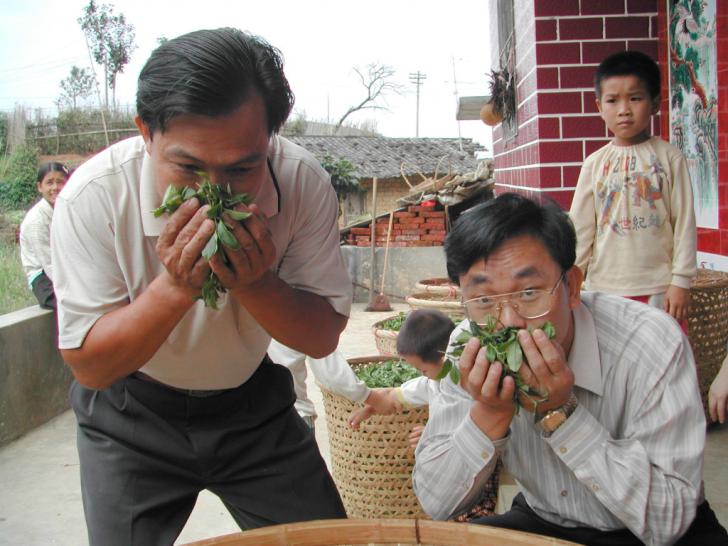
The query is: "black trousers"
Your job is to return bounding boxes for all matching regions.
[31,271,56,310]
[472,492,728,546]
[71,359,346,546]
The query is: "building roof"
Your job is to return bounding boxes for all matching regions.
[286,135,484,179]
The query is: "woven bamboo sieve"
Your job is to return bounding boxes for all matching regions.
[184,518,581,545]
[371,315,402,356]
[413,278,462,298]
[318,356,429,519]
[405,292,464,321]
[687,269,728,419]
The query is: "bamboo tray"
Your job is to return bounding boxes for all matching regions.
[184,518,580,545]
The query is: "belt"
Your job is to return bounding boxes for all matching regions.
[133,372,232,398]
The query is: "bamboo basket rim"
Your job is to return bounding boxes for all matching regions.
[691,268,728,289]
[414,277,462,293]
[372,314,405,338]
[183,518,581,545]
[405,292,462,307]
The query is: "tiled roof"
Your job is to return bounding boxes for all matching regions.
[286,135,484,179]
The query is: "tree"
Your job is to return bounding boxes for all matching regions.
[58,66,95,110]
[335,63,402,134]
[78,0,136,111]
[320,154,360,223]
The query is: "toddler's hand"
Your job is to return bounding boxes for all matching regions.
[347,405,375,430]
[664,285,690,322]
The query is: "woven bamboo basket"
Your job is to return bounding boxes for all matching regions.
[318,356,429,519]
[413,278,461,298]
[405,292,464,321]
[184,518,580,545]
[371,314,404,356]
[687,268,728,419]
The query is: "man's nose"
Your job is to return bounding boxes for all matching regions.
[497,302,526,329]
[618,100,631,115]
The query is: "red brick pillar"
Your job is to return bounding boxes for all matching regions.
[489,0,659,209]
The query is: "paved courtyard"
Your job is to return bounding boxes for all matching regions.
[1,302,726,545]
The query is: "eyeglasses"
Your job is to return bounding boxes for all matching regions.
[461,273,565,324]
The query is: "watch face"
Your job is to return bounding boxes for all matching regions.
[543,411,567,432]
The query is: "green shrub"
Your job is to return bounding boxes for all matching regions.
[0,146,40,211]
[0,239,35,315]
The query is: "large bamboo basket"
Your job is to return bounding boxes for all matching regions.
[413,278,461,298]
[184,518,580,545]
[405,292,464,321]
[318,356,429,519]
[687,268,728,420]
[371,314,404,356]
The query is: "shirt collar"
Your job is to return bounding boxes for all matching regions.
[567,302,603,396]
[140,141,280,238]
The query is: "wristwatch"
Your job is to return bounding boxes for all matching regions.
[537,393,579,436]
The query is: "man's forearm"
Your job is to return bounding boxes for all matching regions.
[61,274,195,389]
[232,270,347,357]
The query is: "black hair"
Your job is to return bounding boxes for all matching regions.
[136,27,294,135]
[444,192,576,283]
[594,50,660,100]
[396,309,455,363]
[37,162,69,183]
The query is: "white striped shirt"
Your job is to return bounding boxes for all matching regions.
[19,198,54,287]
[412,291,705,546]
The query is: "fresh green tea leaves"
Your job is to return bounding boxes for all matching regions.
[224,209,252,221]
[151,173,252,308]
[378,312,408,332]
[435,358,460,384]
[355,359,421,388]
[216,221,240,250]
[445,320,556,411]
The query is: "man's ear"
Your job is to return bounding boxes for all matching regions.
[565,265,583,310]
[134,116,153,153]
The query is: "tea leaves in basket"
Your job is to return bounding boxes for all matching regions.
[355,359,421,388]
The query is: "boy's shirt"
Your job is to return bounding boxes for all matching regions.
[570,136,696,296]
[395,376,439,407]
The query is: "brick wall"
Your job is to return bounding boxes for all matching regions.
[490,0,659,209]
[345,205,447,247]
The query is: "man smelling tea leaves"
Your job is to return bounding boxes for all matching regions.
[153,174,252,308]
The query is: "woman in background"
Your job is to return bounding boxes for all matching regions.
[19,162,69,309]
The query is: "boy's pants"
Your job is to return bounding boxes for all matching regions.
[71,358,346,546]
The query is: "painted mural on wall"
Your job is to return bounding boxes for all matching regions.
[668,0,718,229]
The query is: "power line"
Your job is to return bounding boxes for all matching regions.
[408,70,426,137]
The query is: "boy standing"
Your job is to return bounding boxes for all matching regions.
[569,50,696,322]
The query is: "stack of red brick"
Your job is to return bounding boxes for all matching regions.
[345,205,447,247]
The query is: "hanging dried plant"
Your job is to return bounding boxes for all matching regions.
[480,68,515,126]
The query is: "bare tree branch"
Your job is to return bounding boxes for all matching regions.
[335,63,402,133]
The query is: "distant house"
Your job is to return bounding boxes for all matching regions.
[286,135,485,219]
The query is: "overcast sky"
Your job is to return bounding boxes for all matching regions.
[0,0,493,148]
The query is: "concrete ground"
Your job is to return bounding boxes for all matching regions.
[1,301,726,545]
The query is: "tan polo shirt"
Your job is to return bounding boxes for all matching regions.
[52,135,352,389]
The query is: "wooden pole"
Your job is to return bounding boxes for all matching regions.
[367,177,378,307]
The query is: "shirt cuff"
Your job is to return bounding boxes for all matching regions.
[670,275,693,290]
[544,405,609,469]
[451,415,508,472]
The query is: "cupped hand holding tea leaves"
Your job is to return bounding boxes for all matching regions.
[153,174,253,308]
[438,316,556,413]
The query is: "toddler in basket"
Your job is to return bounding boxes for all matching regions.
[348,309,501,521]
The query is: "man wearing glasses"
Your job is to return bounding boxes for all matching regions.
[411,193,726,545]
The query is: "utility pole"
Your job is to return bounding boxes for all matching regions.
[409,70,426,137]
